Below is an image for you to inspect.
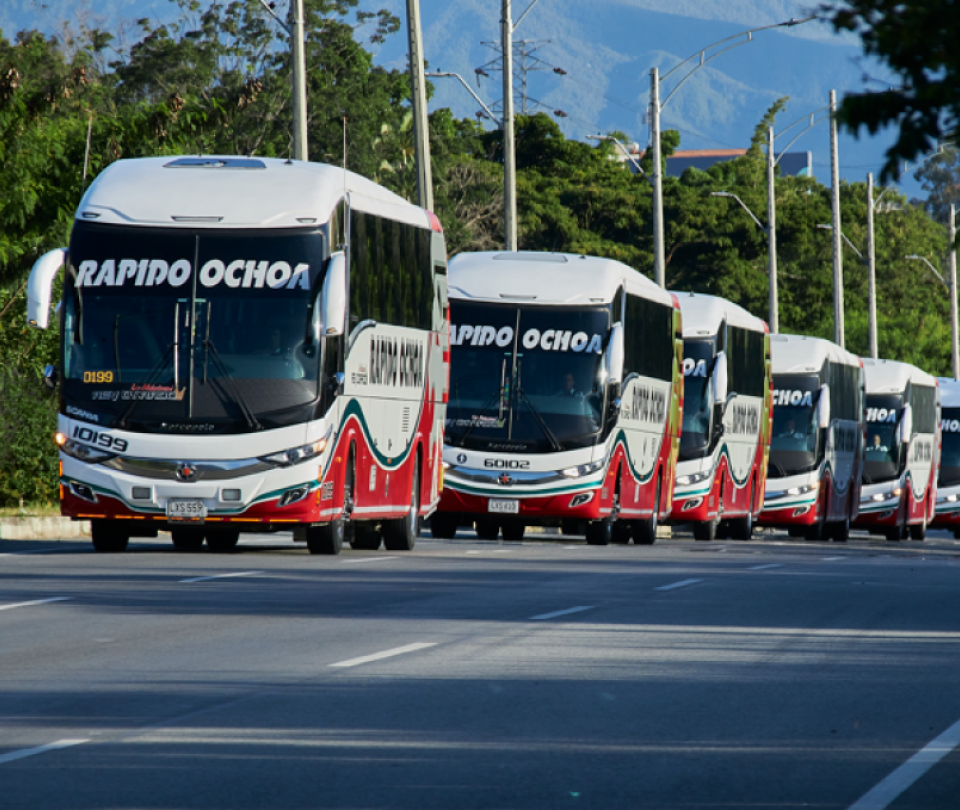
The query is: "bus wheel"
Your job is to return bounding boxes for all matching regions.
[306,520,344,555]
[383,465,420,551]
[693,520,717,542]
[805,518,826,542]
[909,522,927,541]
[612,521,632,544]
[830,518,850,543]
[171,527,205,551]
[502,523,525,541]
[884,525,903,542]
[429,512,459,540]
[585,520,612,545]
[561,520,584,536]
[729,512,754,541]
[91,520,129,553]
[351,521,382,550]
[475,519,499,540]
[206,528,240,553]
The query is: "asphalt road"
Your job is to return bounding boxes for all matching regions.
[2,525,960,809]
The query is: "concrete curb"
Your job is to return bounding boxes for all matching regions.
[0,517,90,540]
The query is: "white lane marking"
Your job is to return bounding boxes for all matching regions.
[0,548,62,557]
[0,739,89,765]
[0,597,71,612]
[530,605,595,621]
[330,642,437,668]
[847,716,960,810]
[493,549,514,553]
[748,564,782,570]
[340,556,399,564]
[822,556,847,561]
[466,550,481,555]
[562,545,581,549]
[654,579,704,592]
[179,571,263,584]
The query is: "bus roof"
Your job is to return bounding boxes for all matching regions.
[770,333,860,375]
[863,358,938,394]
[75,156,431,230]
[447,251,674,308]
[672,291,767,337]
[938,378,960,408]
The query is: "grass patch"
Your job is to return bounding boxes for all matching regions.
[0,504,62,518]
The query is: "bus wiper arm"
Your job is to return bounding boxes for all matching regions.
[117,342,174,429]
[517,387,563,452]
[455,387,504,448]
[203,339,263,431]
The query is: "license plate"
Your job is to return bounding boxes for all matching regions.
[488,499,519,514]
[166,500,207,523]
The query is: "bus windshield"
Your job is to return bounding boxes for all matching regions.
[445,301,608,453]
[768,375,820,477]
[679,339,715,461]
[941,408,960,487]
[62,223,325,432]
[863,394,903,484]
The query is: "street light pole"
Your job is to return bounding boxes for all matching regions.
[650,67,665,287]
[502,0,517,251]
[830,89,844,348]
[406,0,433,210]
[951,204,959,379]
[866,172,878,358]
[291,0,308,161]
[766,125,778,333]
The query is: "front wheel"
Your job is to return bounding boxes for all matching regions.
[91,520,129,553]
[909,521,927,541]
[351,521,382,550]
[585,520,612,545]
[831,517,850,543]
[475,518,499,541]
[383,466,420,551]
[306,521,344,555]
[692,520,717,542]
[429,512,459,540]
[634,479,661,546]
[885,525,904,542]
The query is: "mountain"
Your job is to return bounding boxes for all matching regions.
[0,0,925,199]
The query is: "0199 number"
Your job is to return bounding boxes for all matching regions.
[83,371,114,384]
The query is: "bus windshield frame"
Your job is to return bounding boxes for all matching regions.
[678,338,716,462]
[768,374,821,478]
[863,393,904,484]
[61,222,328,433]
[941,407,960,487]
[445,300,609,453]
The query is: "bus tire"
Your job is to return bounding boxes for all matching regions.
[475,519,499,540]
[805,518,826,542]
[585,520,612,545]
[561,520,584,536]
[611,520,633,544]
[171,527,205,552]
[383,464,419,551]
[909,522,926,541]
[502,523,525,541]
[429,512,459,539]
[729,511,754,541]
[306,520,344,555]
[693,520,717,542]
[206,528,240,553]
[351,521,382,550]
[885,525,903,542]
[830,518,849,543]
[91,520,129,553]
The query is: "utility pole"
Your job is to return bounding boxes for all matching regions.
[291,0,308,161]
[866,172,878,359]
[650,67,665,288]
[502,0,517,251]
[406,0,433,210]
[766,125,778,333]
[829,89,844,348]
[951,204,959,380]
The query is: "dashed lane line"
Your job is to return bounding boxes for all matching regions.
[340,556,400,564]
[0,597,72,612]
[0,739,88,765]
[654,579,704,592]
[330,642,438,668]
[530,605,595,621]
[179,571,264,584]
[748,564,783,570]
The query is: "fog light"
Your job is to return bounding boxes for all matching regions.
[569,492,593,508]
[278,486,308,507]
[132,487,151,501]
[69,481,97,503]
[793,506,810,517]
[682,498,702,511]
[221,488,242,502]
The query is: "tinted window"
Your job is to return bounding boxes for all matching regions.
[624,294,673,381]
[726,326,765,398]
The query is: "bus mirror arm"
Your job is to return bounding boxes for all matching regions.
[43,364,59,389]
[327,371,345,393]
[26,248,67,329]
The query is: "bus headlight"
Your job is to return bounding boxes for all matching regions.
[60,440,116,463]
[562,460,604,478]
[677,470,711,487]
[261,432,330,467]
[786,483,819,497]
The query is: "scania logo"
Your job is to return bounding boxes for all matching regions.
[176,462,199,482]
[456,453,468,464]
[497,473,514,487]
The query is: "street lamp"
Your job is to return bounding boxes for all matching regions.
[257,0,307,161]
[906,254,959,379]
[648,16,815,288]
[586,134,649,181]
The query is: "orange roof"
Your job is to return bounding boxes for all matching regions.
[670,149,747,158]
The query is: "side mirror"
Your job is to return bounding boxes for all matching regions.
[817,385,831,429]
[27,248,68,329]
[320,252,347,338]
[713,352,728,405]
[43,364,59,390]
[604,323,624,386]
[899,404,913,443]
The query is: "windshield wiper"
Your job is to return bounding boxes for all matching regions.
[203,339,263,431]
[516,387,563,452]
[116,342,175,429]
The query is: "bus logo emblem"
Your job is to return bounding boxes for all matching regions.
[497,473,513,486]
[176,462,199,482]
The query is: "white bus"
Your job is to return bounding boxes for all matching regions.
[431,251,683,545]
[854,359,940,541]
[26,156,448,555]
[933,377,960,536]
[669,293,772,541]
[758,335,864,541]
